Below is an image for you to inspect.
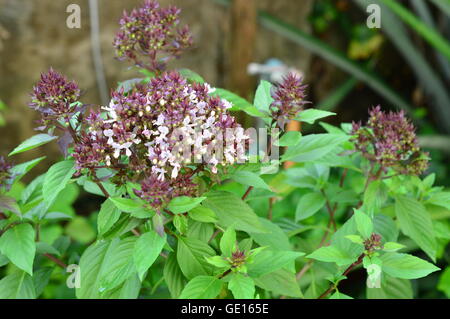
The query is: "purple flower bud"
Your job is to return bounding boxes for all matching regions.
[113,0,193,73]
[29,68,80,122]
[352,106,429,175]
[0,156,13,191]
[270,72,309,128]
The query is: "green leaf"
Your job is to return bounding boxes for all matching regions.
[188,205,217,223]
[295,192,326,221]
[164,253,187,298]
[307,246,354,266]
[427,192,450,210]
[177,237,216,280]
[202,191,267,234]
[253,80,274,113]
[382,242,405,252]
[282,133,349,162]
[295,109,335,124]
[230,171,271,190]
[9,157,46,183]
[345,235,364,245]
[276,131,302,147]
[33,267,53,297]
[134,230,166,281]
[98,199,122,236]
[213,88,265,117]
[380,253,440,279]
[248,250,304,277]
[9,134,58,156]
[168,196,206,214]
[179,276,223,299]
[178,68,205,83]
[437,267,450,298]
[0,223,36,275]
[395,195,437,261]
[43,160,76,205]
[109,197,142,213]
[354,209,373,238]
[254,268,302,298]
[367,274,413,299]
[250,218,292,251]
[205,256,230,268]
[220,227,236,257]
[76,238,137,298]
[229,273,255,299]
[0,271,36,299]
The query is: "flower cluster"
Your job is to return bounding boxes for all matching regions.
[0,156,12,192]
[270,72,308,129]
[363,233,383,254]
[352,106,429,175]
[134,174,197,209]
[113,0,193,73]
[29,68,81,129]
[73,71,249,208]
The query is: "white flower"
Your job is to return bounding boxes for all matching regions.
[103,129,114,144]
[101,100,118,123]
[221,98,233,109]
[152,166,166,181]
[105,155,111,166]
[111,141,133,158]
[205,83,216,94]
[154,113,166,126]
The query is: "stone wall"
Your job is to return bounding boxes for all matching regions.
[0,0,313,176]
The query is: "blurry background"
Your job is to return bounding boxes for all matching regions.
[0,0,449,182]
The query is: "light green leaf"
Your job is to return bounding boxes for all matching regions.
[134,230,166,281]
[254,268,302,298]
[164,253,187,298]
[188,205,217,223]
[9,134,58,156]
[179,276,223,299]
[345,235,364,245]
[230,171,271,190]
[220,227,236,257]
[354,209,373,238]
[0,271,36,299]
[43,160,76,205]
[248,250,304,277]
[276,131,302,147]
[205,256,230,268]
[98,199,122,236]
[76,238,138,298]
[295,192,326,221]
[250,218,292,251]
[367,275,413,299]
[0,223,36,275]
[253,80,274,113]
[178,68,205,83]
[426,192,450,210]
[282,133,349,162]
[382,242,405,252]
[168,196,206,214]
[9,157,46,183]
[307,246,354,266]
[213,88,265,117]
[295,109,335,124]
[380,253,440,279]
[203,191,267,234]
[229,273,255,299]
[395,195,437,261]
[177,237,216,280]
